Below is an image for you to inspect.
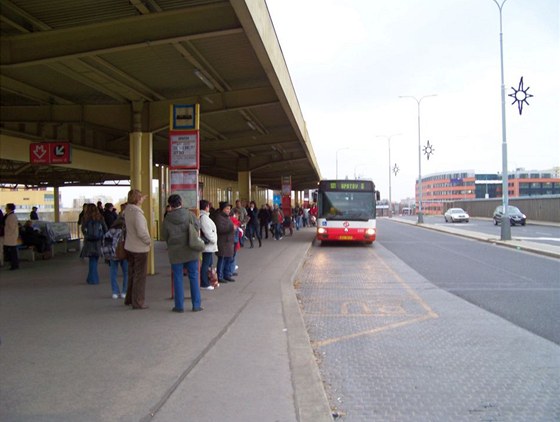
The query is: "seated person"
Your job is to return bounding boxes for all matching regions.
[20,220,50,253]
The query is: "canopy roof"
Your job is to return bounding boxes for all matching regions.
[0,0,321,190]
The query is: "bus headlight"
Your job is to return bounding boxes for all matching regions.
[317,227,327,235]
[365,228,376,236]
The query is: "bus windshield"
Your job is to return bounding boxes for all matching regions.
[319,191,375,221]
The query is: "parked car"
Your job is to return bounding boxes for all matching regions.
[493,205,527,226]
[444,208,469,223]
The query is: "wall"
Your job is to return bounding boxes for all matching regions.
[446,196,560,223]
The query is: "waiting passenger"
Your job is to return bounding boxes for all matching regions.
[20,220,50,254]
[212,202,235,284]
[80,204,108,284]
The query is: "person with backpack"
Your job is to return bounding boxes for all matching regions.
[80,203,108,284]
[102,205,128,299]
[161,194,202,313]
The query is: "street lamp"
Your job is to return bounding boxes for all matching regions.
[399,95,437,224]
[492,0,511,241]
[376,134,402,218]
[336,147,350,179]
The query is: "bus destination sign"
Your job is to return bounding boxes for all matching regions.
[325,181,372,191]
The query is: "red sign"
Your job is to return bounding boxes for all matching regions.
[30,142,71,164]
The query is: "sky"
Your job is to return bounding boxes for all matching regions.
[265,0,559,201]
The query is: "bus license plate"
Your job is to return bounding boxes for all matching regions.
[338,235,353,240]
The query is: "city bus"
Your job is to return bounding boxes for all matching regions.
[314,179,380,244]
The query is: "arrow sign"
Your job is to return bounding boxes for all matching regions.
[54,145,65,156]
[50,142,71,164]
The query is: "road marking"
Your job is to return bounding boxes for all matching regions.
[515,237,560,242]
[312,249,438,348]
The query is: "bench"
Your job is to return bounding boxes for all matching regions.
[16,244,52,261]
[17,244,37,261]
[30,221,80,256]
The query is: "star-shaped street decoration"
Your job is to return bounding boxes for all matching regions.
[423,140,435,160]
[509,76,533,115]
[393,164,400,176]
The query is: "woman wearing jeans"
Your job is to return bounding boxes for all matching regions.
[199,200,218,290]
[80,203,108,284]
[161,194,202,312]
[102,209,128,299]
[213,202,235,284]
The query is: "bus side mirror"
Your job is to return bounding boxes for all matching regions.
[376,191,381,201]
[312,190,318,203]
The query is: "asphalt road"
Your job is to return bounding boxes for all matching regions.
[398,215,560,247]
[377,218,560,345]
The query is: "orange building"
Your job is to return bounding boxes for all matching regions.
[416,169,560,215]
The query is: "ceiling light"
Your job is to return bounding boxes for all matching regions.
[193,69,215,90]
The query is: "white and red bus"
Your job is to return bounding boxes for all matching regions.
[314,179,380,244]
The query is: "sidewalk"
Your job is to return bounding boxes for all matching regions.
[0,228,333,422]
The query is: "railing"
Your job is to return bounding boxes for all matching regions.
[67,221,81,239]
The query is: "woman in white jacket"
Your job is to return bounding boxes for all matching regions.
[123,189,151,309]
[199,200,218,290]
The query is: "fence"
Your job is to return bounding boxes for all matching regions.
[446,196,560,223]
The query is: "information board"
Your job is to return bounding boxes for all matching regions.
[169,131,199,169]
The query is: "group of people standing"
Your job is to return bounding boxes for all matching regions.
[4,193,314,315]
[79,189,151,309]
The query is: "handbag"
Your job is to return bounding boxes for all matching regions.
[115,235,127,260]
[188,222,205,252]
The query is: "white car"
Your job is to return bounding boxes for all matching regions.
[444,208,469,223]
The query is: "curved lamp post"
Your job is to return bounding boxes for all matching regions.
[377,134,401,218]
[398,95,436,224]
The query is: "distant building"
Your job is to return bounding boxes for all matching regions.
[0,187,55,220]
[415,169,560,215]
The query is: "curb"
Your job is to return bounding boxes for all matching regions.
[282,238,334,422]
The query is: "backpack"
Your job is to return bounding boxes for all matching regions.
[85,220,104,241]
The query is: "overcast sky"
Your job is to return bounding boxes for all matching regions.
[266,0,559,201]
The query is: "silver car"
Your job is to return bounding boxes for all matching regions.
[444,208,470,223]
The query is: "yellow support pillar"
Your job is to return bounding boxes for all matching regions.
[129,131,155,275]
[238,171,251,203]
[53,186,60,222]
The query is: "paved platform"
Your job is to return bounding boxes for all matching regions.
[0,229,332,422]
[1,221,558,421]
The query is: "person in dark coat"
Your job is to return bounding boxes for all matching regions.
[103,203,118,229]
[20,220,49,254]
[258,204,271,239]
[245,201,261,248]
[29,207,39,220]
[212,201,235,283]
[161,194,202,312]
